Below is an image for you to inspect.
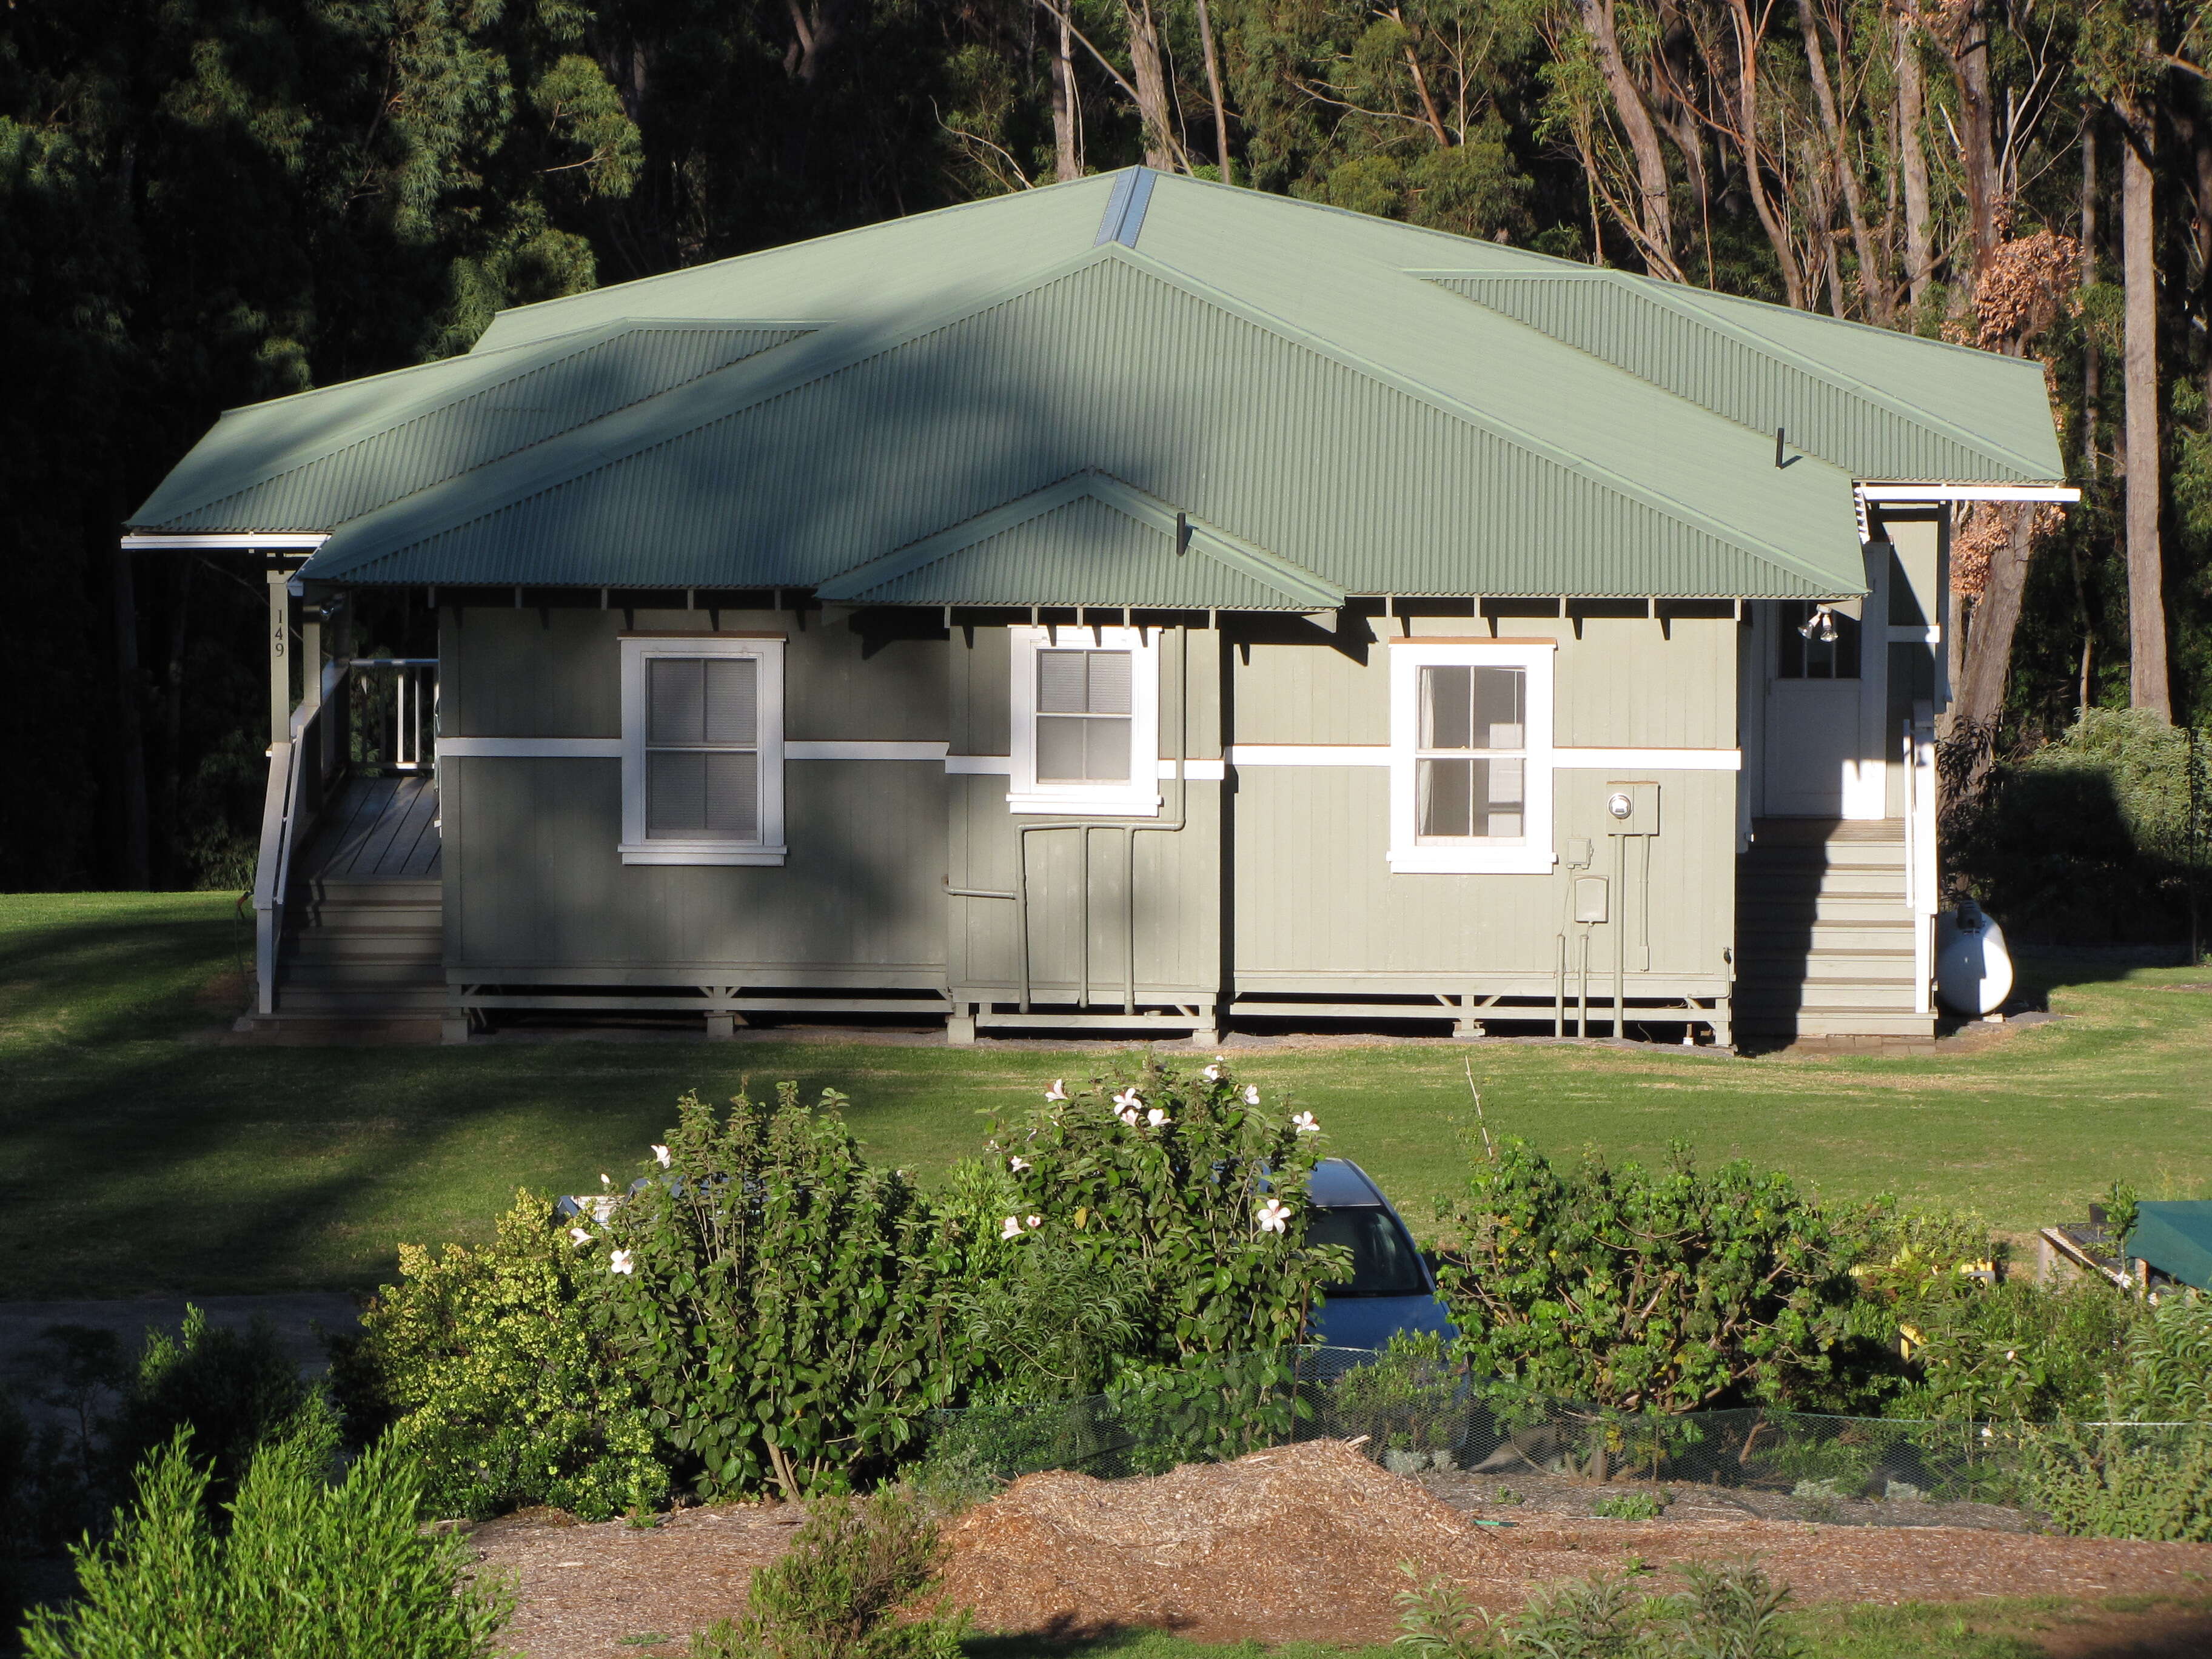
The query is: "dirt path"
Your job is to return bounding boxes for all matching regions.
[469,1442,2212,1659]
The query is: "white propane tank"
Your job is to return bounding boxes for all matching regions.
[1936,898,2013,1017]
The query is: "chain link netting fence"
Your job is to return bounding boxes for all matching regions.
[919,1346,2210,1513]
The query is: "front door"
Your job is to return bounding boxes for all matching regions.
[1763,602,1863,816]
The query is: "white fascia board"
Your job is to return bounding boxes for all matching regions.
[1857,484,2080,504]
[121,533,330,551]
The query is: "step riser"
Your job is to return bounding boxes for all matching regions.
[1735,985,1924,1012]
[1740,874,1908,901]
[275,990,450,1013]
[1739,928,1917,953]
[288,938,443,964]
[1741,896,1915,924]
[1737,955,1917,982]
[281,965,447,989]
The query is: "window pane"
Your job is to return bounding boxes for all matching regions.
[1419,666,1472,751]
[1417,757,1473,837]
[1036,715,1088,782]
[1084,716,1132,781]
[649,660,705,745]
[1037,652,1087,714]
[703,751,759,839]
[703,658,758,746]
[1085,650,1131,714]
[1476,758,1524,838]
[1472,667,1525,749]
[646,751,705,836]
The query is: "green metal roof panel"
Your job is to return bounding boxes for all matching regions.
[301,249,1862,600]
[2131,1202,2212,1292]
[817,472,1346,609]
[1419,270,2059,482]
[130,321,809,532]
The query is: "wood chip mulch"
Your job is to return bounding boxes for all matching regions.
[470,1440,2212,1659]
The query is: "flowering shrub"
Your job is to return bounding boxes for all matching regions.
[329,1191,670,1522]
[1434,1136,1879,1413]
[585,1086,970,1501]
[982,1057,1346,1464]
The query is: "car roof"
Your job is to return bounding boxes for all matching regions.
[1308,1158,1387,1208]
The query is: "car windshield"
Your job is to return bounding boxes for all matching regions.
[1304,1204,1429,1298]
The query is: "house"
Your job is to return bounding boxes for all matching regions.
[125,169,2073,1047]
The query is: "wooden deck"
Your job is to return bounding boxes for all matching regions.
[299,775,441,882]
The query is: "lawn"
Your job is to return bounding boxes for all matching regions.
[2,891,2208,1300]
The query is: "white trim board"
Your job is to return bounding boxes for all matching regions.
[1857,483,2079,503]
[438,737,623,759]
[787,740,948,762]
[1221,745,1738,771]
[122,532,330,551]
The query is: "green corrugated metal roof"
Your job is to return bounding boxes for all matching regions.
[2131,1202,2212,1292]
[816,472,1347,609]
[129,169,2065,605]
[131,320,811,532]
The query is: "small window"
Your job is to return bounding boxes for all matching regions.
[1388,640,1555,874]
[620,637,785,865]
[1777,602,1861,680]
[1008,625,1159,816]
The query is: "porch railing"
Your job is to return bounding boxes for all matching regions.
[1902,700,1939,1016]
[251,654,440,1014]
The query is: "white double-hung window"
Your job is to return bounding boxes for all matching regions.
[1008,625,1159,816]
[619,635,786,865]
[1387,639,1554,873]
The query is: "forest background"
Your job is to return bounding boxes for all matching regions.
[1,0,2205,896]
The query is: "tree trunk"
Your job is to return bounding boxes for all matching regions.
[2120,106,2171,718]
[1724,0,1805,307]
[1194,0,1233,182]
[1897,13,1932,314]
[2082,116,2100,471]
[111,538,150,890]
[1798,0,1888,321]
[1123,0,1176,170]
[1949,11,2001,276]
[1570,0,1681,279]
[1048,2,1082,181]
[1952,504,2037,735]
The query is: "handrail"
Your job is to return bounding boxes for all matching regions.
[250,739,295,1016]
[1903,700,1939,1015]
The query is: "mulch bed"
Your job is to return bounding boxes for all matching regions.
[469,1439,2212,1659]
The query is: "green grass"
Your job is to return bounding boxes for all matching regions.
[2,891,2210,1299]
[962,1593,2212,1658]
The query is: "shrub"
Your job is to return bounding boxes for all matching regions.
[18,1415,513,1659]
[2034,1296,2212,1540]
[691,1486,964,1659]
[1882,1278,2140,1423]
[1392,1560,1794,1658]
[329,1190,671,1521]
[1433,1138,1879,1414]
[985,1057,1349,1464]
[588,1087,971,1501]
[1952,708,2208,943]
[1329,1330,1467,1458]
[103,1305,306,1520]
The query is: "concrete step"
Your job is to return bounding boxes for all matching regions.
[1734,949,1917,982]
[1737,1010,1940,1039]
[274,985,450,1014]
[1738,868,1908,900]
[1735,977,1924,1012]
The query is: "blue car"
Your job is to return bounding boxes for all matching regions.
[1303,1158,1458,1349]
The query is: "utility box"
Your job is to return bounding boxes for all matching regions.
[1601,781,1661,835]
[1573,875,1609,924]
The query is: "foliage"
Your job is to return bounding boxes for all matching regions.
[1592,1490,1664,1520]
[1330,1331,1467,1455]
[986,1057,1349,1464]
[2032,1426,2212,1543]
[2102,1293,2212,1423]
[1433,1136,1881,1413]
[329,1189,672,1522]
[690,1486,964,1659]
[1952,711,2210,943]
[18,1415,513,1659]
[1393,1559,1796,1657]
[103,1305,308,1522]
[954,1230,1147,1404]
[1880,1279,2141,1424]
[588,1087,970,1501]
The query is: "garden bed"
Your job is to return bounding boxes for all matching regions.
[468,1441,2212,1658]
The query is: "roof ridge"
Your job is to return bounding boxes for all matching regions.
[1420,267,2055,478]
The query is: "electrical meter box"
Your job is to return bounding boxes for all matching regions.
[1573,875,1609,924]
[1600,781,1661,835]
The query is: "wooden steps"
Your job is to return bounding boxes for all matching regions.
[1734,819,1932,1041]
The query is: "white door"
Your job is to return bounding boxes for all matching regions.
[1762,602,1865,817]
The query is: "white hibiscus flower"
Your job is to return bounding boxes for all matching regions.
[651,1144,672,1168]
[1291,1111,1320,1136]
[609,1248,635,1275]
[1000,1216,1025,1241]
[1256,1199,1292,1235]
[1044,1079,1069,1102]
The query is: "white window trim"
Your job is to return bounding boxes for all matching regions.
[619,635,787,866]
[1007,625,1161,817]
[1387,639,1556,874]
